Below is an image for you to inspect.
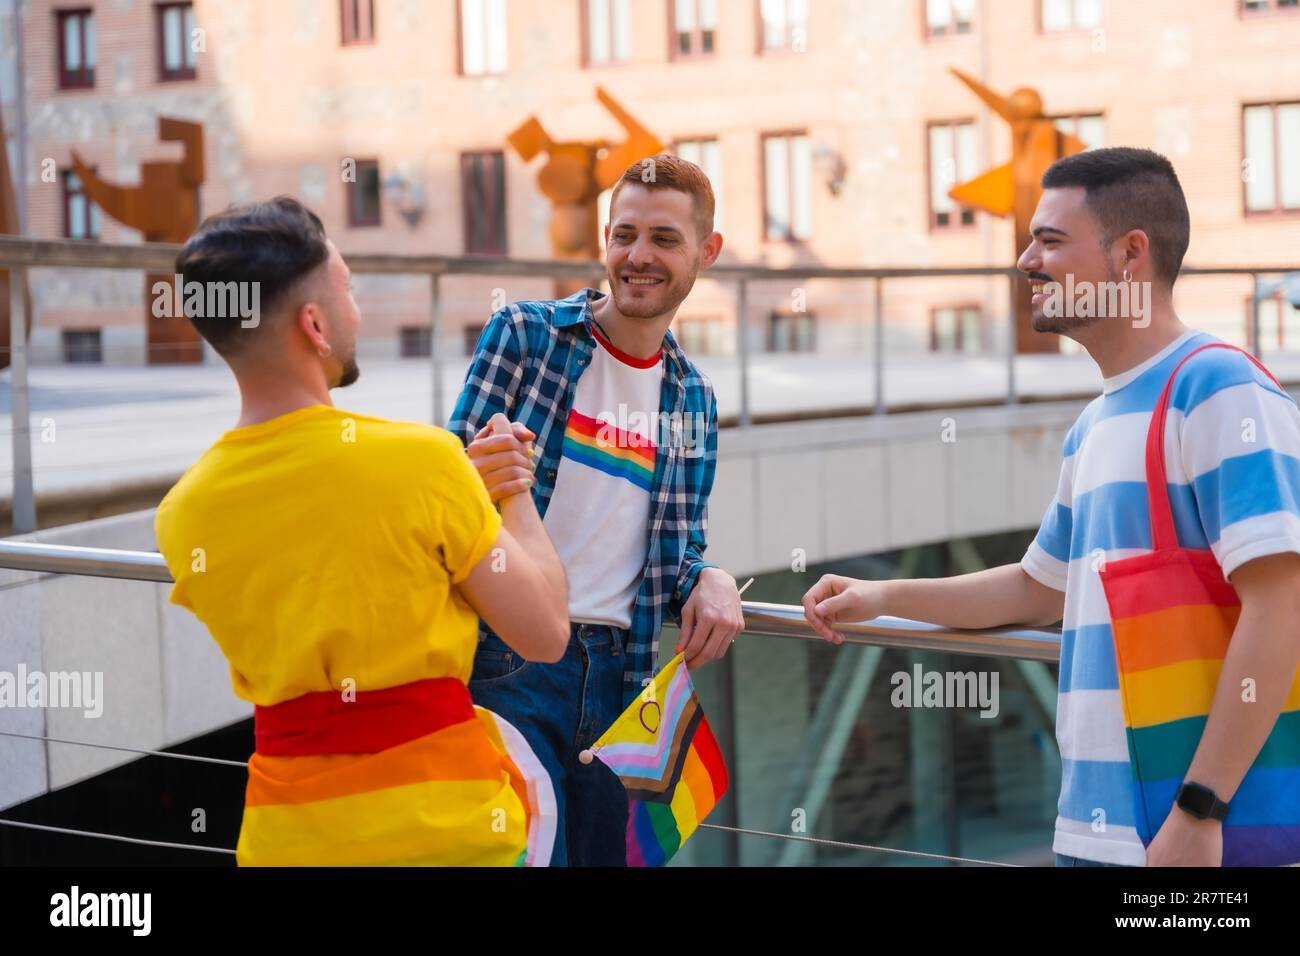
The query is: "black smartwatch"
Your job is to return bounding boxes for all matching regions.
[1175,781,1230,822]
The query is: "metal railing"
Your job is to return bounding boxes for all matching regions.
[0,538,1062,659]
[5,235,1297,536]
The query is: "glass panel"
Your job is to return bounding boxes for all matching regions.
[930,125,953,213]
[764,136,790,239]
[791,134,813,239]
[612,0,631,61]
[85,13,96,68]
[69,194,87,239]
[1244,105,1277,211]
[1040,0,1071,31]
[64,15,82,70]
[164,8,183,71]
[926,0,950,32]
[186,6,198,66]
[702,139,723,230]
[699,0,717,28]
[760,0,785,49]
[1076,115,1106,150]
[962,307,982,352]
[486,0,508,72]
[588,0,610,63]
[1074,0,1102,28]
[934,308,956,350]
[952,0,976,26]
[955,122,977,181]
[461,0,485,74]
[676,0,695,32]
[1277,104,1300,209]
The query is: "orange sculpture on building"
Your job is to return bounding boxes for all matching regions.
[508,87,663,297]
[72,117,205,364]
[947,69,1087,354]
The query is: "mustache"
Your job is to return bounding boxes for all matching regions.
[1025,272,1053,282]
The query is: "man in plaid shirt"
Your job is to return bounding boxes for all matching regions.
[449,155,744,866]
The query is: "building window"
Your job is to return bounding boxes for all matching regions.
[1242,0,1299,12]
[925,0,974,36]
[1244,103,1300,214]
[1052,114,1106,151]
[1250,295,1300,352]
[62,328,103,364]
[459,0,508,75]
[347,159,382,227]
[63,168,103,240]
[56,9,96,90]
[156,3,197,81]
[768,311,815,352]
[674,315,727,356]
[763,132,812,241]
[672,0,717,58]
[1040,0,1101,31]
[461,151,507,255]
[463,322,487,355]
[673,138,723,231]
[928,121,977,229]
[400,325,431,358]
[341,0,375,44]
[584,0,630,66]
[758,0,807,52]
[930,305,984,353]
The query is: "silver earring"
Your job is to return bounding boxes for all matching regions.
[1122,268,1132,283]
[318,344,333,358]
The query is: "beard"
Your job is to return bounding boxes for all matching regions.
[1029,261,1122,335]
[608,258,700,319]
[336,352,360,388]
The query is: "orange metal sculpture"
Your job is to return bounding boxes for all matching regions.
[72,117,205,364]
[508,87,663,297]
[947,69,1087,354]
[0,104,32,373]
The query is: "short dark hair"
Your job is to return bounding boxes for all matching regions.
[173,196,329,355]
[1041,147,1190,285]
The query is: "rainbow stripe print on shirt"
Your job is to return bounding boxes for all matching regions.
[560,408,656,492]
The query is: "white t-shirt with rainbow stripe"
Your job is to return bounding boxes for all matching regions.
[543,328,662,629]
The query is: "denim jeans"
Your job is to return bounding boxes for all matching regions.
[1055,853,1132,867]
[468,622,630,867]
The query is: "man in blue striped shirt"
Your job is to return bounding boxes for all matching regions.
[450,154,745,865]
[803,147,1300,867]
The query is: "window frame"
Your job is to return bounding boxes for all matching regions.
[62,166,101,240]
[156,2,198,82]
[922,0,975,39]
[766,310,816,353]
[755,0,808,54]
[460,150,508,256]
[670,0,718,60]
[1242,100,1300,217]
[1239,0,1300,16]
[457,0,509,76]
[56,8,96,90]
[1037,0,1103,34]
[347,158,383,228]
[760,130,812,243]
[582,0,632,67]
[340,0,376,46]
[925,118,979,232]
[929,303,985,353]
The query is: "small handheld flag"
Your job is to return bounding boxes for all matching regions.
[584,653,729,866]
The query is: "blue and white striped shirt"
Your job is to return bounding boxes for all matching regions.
[1021,329,1300,865]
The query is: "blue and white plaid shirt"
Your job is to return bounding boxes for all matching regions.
[448,288,720,694]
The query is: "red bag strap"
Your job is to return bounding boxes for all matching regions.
[1145,341,1283,551]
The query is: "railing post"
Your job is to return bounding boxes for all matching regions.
[873,277,885,415]
[737,277,751,427]
[9,265,36,533]
[430,271,444,426]
[1006,271,1018,406]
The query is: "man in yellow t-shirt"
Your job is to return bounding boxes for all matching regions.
[154,196,569,865]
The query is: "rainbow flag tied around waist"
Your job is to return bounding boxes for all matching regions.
[1098,342,1300,866]
[583,653,728,866]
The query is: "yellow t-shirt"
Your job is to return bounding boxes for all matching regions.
[154,404,501,706]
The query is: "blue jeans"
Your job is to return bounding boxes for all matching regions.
[468,622,630,867]
[1055,853,1131,867]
